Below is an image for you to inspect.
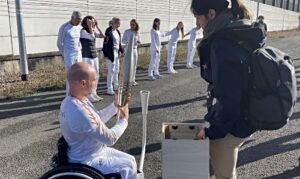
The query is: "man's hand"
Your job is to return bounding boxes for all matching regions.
[197,128,206,140]
[114,93,132,120]
[114,92,131,107]
[119,103,129,121]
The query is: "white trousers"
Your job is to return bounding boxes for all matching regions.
[64,53,82,70]
[88,147,137,179]
[64,57,82,96]
[167,43,177,72]
[83,57,100,96]
[186,44,196,66]
[148,49,161,77]
[133,48,138,82]
[106,49,120,92]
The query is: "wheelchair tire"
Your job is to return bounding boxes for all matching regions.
[40,163,105,179]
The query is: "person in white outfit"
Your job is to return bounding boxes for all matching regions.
[102,17,124,95]
[122,19,141,86]
[80,16,105,102]
[164,21,184,74]
[60,62,137,179]
[57,11,82,95]
[148,18,163,81]
[184,26,200,69]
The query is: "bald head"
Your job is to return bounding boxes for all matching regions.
[67,62,95,84]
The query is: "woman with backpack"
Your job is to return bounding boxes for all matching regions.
[191,0,265,178]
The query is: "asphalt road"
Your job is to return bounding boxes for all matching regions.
[0,34,300,179]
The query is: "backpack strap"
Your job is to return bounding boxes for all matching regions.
[213,28,257,122]
[214,26,265,53]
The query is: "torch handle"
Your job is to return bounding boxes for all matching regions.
[138,90,150,172]
[139,115,147,171]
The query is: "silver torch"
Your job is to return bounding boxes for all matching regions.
[139,90,150,173]
[117,34,135,107]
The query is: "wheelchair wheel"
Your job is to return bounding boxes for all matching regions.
[40,163,105,179]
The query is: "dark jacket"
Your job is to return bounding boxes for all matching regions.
[252,21,267,33]
[199,24,265,140]
[102,26,124,62]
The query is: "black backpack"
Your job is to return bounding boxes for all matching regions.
[218,27,297,130]
[245,46,297,130]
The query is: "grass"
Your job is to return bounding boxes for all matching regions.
[0,65,66,99]
[267,29,300,38]
[0,46,190,99]
[1,29,298,99]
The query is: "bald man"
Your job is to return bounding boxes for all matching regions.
[59,62,137,179]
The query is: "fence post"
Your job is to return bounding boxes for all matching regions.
[15,0,28,81]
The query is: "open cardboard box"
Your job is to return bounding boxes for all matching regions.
[162,122,210,179]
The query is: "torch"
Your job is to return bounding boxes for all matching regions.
[139,90,150,172]
[117,34,135,107]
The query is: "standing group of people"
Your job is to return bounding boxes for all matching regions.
[148,19,200,80]
[57,13,141,102]
[57,12,201,99]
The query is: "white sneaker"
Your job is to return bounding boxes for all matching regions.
[94,94,103,101]
[89,96,99,103]
[148,76,156,81]
[106,90,115,95]
[186,65,193,69]
[169,70,178,74]
[132,81,139,86]
[154,74,163,79]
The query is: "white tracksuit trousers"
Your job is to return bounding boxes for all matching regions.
[133,48,138,82]
[89,147,137,179]
[83,57,100,96]
[148,49,161,77]
[186,43,196,66]
[167,43,177,72]
[106,49,120,92]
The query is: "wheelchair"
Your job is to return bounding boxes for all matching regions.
[40,137,121,179]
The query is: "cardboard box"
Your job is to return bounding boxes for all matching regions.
[162,122,209,179]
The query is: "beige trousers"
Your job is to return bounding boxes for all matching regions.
[210,134,245,179]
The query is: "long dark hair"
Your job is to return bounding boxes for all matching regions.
[152,18,160,30]
[81,16,94,33]
[130,19,140,32]
[191,0,251,20]
[177,21,184,39]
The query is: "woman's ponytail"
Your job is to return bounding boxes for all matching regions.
[230,0,251,19]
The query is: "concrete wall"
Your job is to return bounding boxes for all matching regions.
[0,0,201,57]
[0,0,299,75]
[244,0,300,31]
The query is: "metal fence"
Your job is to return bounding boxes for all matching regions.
[253,0,300,11]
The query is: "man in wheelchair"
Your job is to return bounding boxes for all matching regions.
[53,62,137,179]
